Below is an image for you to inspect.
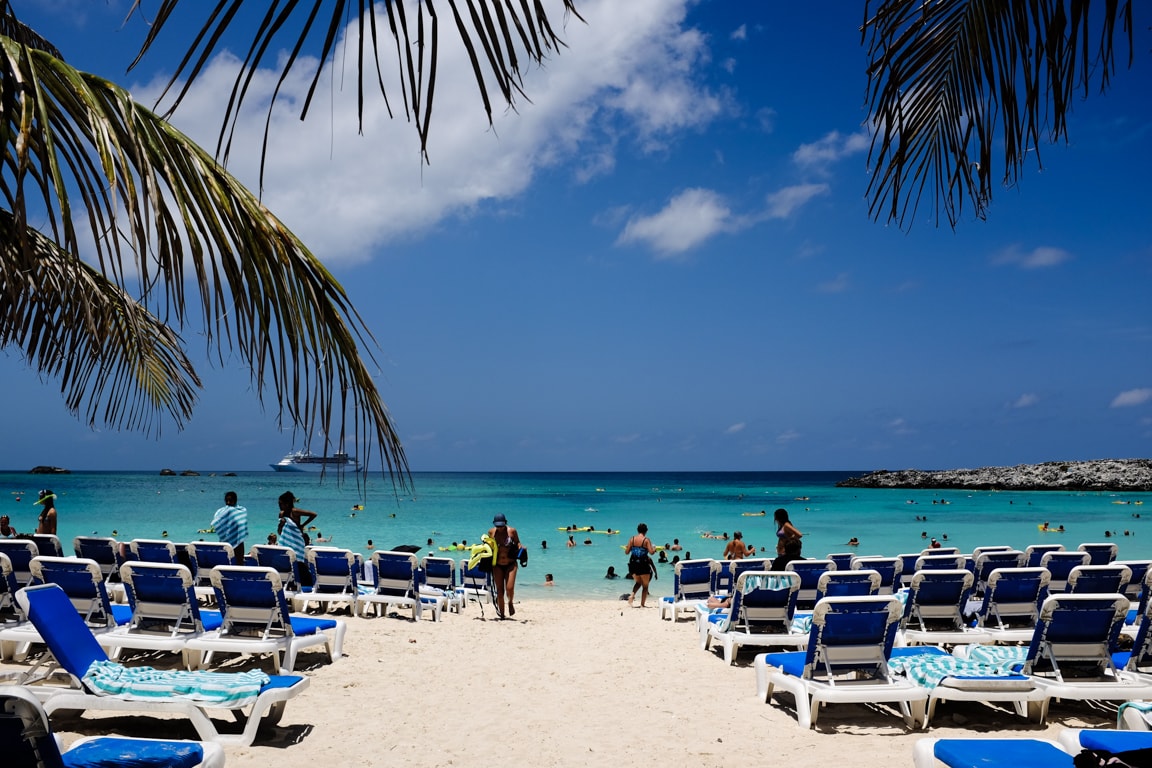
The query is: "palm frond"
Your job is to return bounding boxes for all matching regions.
[1,33,408,484]
[128,0,583,191]
[862,0,1134,228]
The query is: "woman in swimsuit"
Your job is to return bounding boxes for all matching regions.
[35,490,57,535]
[773,508,802,555]
[626,523,656,607]
[488,513,522,619]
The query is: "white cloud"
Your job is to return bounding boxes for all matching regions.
[765,183,829,219]
[617,188,736,257]
[756,107,777,133]
[817,272,850,294]
[776,429,800,444]
[136,0,717,265]
[1112,388,1152,407]
[725,422,746,434]
[612,433,642,444]
[730,25,747,41]
[992,245,1074,269]
[1011,393,1040,409]
[792,129,870,172]
[888,418,915,435]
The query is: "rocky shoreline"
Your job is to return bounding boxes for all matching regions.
[836,459,1152,492]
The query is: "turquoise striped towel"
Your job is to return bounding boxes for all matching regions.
[963,644,1028,668]
[1118,700,1152,729]
[888,654,1024,689]
[84,660,270,706]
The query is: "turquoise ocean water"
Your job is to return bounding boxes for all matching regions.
[3,471,1149,600]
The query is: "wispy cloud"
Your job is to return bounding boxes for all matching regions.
[1112,388,1152,407]
[1010,393,1040,409]
[992,245,1074,269]
[817,272,850,294]
[888,418,915,435]
[776,429,801,444]
[725,422,746,434]
[730,24,747,41]
[792,129,870,172]
[765,183,829,219]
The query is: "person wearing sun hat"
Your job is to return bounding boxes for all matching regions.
[34,489,57,535]
[487,512,522,619]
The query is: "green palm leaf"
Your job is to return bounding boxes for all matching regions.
[862,0,1134,228]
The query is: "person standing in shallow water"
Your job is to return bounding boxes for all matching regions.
[773,508,802,555]
[212,491,248,564]
[277,491,317,584]
[35,490,57,535]
[627,523,656,607]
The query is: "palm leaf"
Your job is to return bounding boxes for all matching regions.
[862,0,1134,228]
[1,30,407,483]
[128,0,582,190]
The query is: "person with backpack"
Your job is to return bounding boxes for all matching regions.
[626,523,656,608]
[488,513,522,619]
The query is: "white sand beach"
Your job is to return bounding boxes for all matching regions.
[4,598,1117,767]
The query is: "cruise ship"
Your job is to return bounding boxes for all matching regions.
[270,450,359,472]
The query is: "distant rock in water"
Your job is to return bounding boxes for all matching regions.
[180,470,200,477]
[29,465,70,474]
[837,459,1152,492]
[159,468,177,476]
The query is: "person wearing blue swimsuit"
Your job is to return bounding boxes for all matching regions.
[626,523,656,607]
[773,508,802,556]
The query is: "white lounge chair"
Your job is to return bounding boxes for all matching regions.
[358,550,423,620]
[294,546,359,614]
[703,571,807,664]
[659,558,715,621]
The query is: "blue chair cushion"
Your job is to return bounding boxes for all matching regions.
[933,738,1072,768]
[287,616,338,636]
[759,650,805,677]
[1076,730,1152,752]
[62,738,205,768]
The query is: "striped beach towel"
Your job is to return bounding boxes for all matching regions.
[279,517,307,559]
[83,660,269,706]
[888,653,1025,689]
[212,504,249,549]
[962,644,1028,669]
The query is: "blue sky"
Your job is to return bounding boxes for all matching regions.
[2,0,1150,473]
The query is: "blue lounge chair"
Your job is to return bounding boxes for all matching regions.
[1079,542,1119,565]
[296,547,359,614]
[358,550,424,620]
[29,534,64,558]
[248,545,299,593]
[703,571,806,664]
[913,554,967,573]
[457,558,492,609]
[186,566,344,673]
[0,684,225,768]
[755,596,928,729]
[421,555,465,613]
[850,556,900,595]
[785,559,835,610]
[99,562,222,669]
[1057,728,1152,758]
[1118,560,1152,602]
[812,569,880,603]
[0,541,37,588]
[971,567,1051,643]
[972,550,1025,594]
[72,536,125,583]
[1041,550,1092,593]
[912,738,1074,768]
[660,558,715,621]
[0,553,30,661]
[710,560,734,596]
[1024,543,1064,568]
[188,542,237,590]
[29,556,132,631]
[899,569,991,647]
[1066,564,1132,596]
[827,553,858,573]
[16,582,310,746]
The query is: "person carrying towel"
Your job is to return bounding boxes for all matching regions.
[488,513,522,619]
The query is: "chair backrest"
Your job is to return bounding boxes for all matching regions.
[458,558,491,595]
[29,556,117,628]
[29,534,63,558]
[827,553,858,572]
[1024,543,1065,568]
[710,560,734,594]
[307,547,359,594]
[786,559,835,609]
[970,544,1012,558]
[72,536,123,581]
[815,570,880,602]
[730,558,772,583]
[0,553,17,615]
[1118,560,1152,602]
[1023,593,1127,679]
[0,541,37,587]
[120,561,205,634]
[799,596,903,681]
[914,553,967,572]
[1065,564,1132,596]
[420,556,458,592]
[0,685,73,768]
[975,567,1051,629]
[16,583,111,678]
[850,557,900,594]
[210,565,294,638]
[671,559,715,602]
[895,553,921,587]
[249,545,299,590]
[1040,550,1092,591]
[921,546,960,556]
[1123,593,1152,674]
[369,551,418,597]
[973,550,1025,590]
[187,542,235,586]
[1078,542,1119,565]
[902,569,975,632]
[129,539,179,564]
[726,571,800,633]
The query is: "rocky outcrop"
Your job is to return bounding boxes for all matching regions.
[837,459,1152,492]
[159,468,177,476]
[28,466,70,474]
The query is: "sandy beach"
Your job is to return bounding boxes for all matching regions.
[2,597,1119,767]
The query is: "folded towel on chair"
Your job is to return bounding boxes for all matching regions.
[83,660,270,706]
[888,652,1028,689]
